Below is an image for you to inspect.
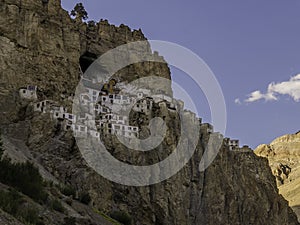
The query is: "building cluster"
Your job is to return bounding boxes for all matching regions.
[224,138,240,151]
[19,80,245,151]
[77,78,184,139]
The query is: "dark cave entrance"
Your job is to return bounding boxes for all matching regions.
[79,52,98,73]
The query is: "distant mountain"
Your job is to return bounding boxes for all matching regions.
[255,131,300,221]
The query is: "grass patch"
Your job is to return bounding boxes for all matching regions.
[0,189,43,225]
[93,209,122,225]
[0,134,47,203]
[51,199,65,213]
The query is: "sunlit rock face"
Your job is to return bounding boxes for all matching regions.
[255,131,300,222]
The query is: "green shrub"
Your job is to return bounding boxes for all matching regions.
[79,192,91,205]
[63,216,76,225]
[51,199,65,213]
[0,157,48,203]
[0,189,42,225]
[110,211,132,225]
[19,207,40,225]
[0,189,22,214]
[60,185,76,198]
[0,132,3,159]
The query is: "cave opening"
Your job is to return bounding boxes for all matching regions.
[79,52,98,73]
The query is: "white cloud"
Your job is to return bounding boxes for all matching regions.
[234,98,241,104]
[244,74,300,103]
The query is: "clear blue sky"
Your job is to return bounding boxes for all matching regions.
[62,0,300,148]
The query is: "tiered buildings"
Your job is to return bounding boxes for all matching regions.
[19,77,242,150]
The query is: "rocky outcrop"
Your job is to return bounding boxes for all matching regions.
[0,0,299,224]
[255,131,300,221]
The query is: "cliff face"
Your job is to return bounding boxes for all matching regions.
[255,132,300,221]
[0,0,171,124]
[0,0,299,225]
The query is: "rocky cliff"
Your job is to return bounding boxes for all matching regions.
[255,131,300,221]
[0,0,299,224]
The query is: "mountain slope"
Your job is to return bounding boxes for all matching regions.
[255,131,300,221]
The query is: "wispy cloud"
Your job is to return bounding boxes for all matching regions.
[237,74,300,104]
[245,90,277,103]
[234,98,241,104]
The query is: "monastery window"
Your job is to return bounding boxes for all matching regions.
[108,123,112,128]
[23,90,26,93]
